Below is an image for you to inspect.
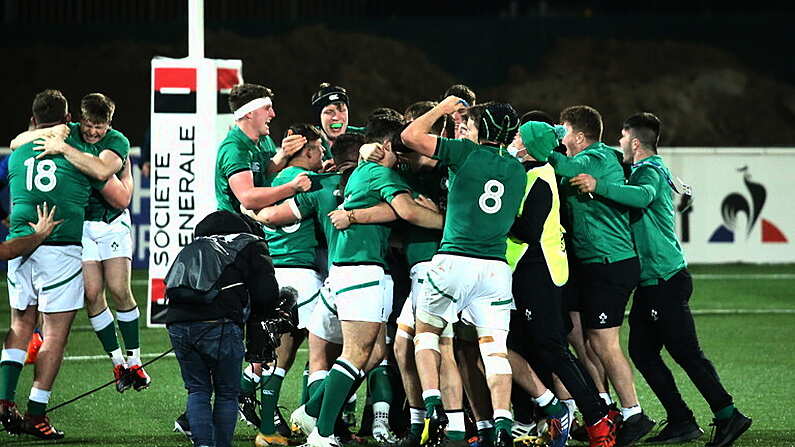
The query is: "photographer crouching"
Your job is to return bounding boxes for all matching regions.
[164,210,294,447]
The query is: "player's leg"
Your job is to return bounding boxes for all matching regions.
[583,258,654,445]
[454,324,493,444]
[0,305,37,435]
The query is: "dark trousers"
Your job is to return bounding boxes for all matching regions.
[509,260,607,426]
[168,321,245,447]
[628,269,733,423]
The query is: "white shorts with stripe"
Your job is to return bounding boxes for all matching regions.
[331,265,386,323]
[417,254,514,331]
[82,210,133,262]
[396,262,453,338]
[275,267,323,329]
[7,245,84,313]
[308,273,342,345]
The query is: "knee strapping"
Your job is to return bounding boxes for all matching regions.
[414,332,440,354]
[477,328,511,376]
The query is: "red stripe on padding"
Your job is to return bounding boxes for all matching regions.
[150,278,166,302]
[762,219,788,243]
[217,68,240,90]
[154,68,197,91]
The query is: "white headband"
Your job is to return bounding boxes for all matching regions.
[233,97,272,120]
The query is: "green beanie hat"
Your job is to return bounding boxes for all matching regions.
[518,121,566,162]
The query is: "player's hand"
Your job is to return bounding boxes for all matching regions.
[28,202,62,238]
[438,95,467,115]
[328,210,352,230]
[415,194,439,213]
[239,204,258,218]
[46,124,69,141]
[33,135,69,159]
[321,159,336,173]
[289,172,311,192]
[570,174,597,193]
[360,143,384,162]
[280,132,307,157]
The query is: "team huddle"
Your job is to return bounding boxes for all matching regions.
[0,81,751,447]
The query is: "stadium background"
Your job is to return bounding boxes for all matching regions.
[1,2,794,446]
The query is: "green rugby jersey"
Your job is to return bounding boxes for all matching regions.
[69,122,131,223]
[594,155,686,284]
[8,132,107,244]
[215,126,278,213]
[548,142,636,263]
[263,166,320,269]
[332,161,410,266]
[395,164,445,268]
[432,138,526,261]
[293,173,343,270]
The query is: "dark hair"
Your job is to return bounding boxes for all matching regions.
[229,83,273,113]
[365,111,405,144]
[284,123,323,161]
[520,110,554,125]
[467,102,519,146]
[404,101,445,135]
[195,210,264,238]
[80,93,115,124]
[331,133,365,166]
[443,84,476,105]
[32,89,68,125]
[623,112,661,153]
[560,105,603,141]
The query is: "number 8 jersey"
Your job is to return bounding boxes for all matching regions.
[7,131,107,245]
[432,137,526,261]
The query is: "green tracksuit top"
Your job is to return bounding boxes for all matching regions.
[548,142,635,263]
[594,155,686,285]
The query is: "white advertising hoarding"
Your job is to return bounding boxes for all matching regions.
[665,148,793,263]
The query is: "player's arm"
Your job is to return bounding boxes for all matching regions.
[34,136,122,181]
[547,151,597,179]
[570,167,659,208]
[0,203,61,260]
[9,124,69,150]
[99,162,133,209]
[229,170,311,210]
[389,192,444,230]
[328,202,398,230]
[242,199,302,227]
[267,133,308,175]
[402,96,464,157]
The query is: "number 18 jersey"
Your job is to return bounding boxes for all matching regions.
[7,132,107,245]
[433,137,526,261]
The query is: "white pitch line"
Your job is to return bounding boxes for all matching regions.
[63,348,309,362]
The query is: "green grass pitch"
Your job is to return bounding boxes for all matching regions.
[1,264,794,446]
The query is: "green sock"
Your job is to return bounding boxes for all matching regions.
[479,426,496,442]
[367,365,393,408]
[240,373,257,396]
[714,404,736,420]
[495,416,513,435]
[423,395,443,418]
[27,399,47,416]
[117,318,140,351]
[317,360,359,437]
[301,363,310,404]
[95,322,120,353]
[541,398,567,418]
[410,423,424,437]
[0,361,23,401]
[305,378,327,418]
[259,370,285,434]
[447,430,466,440]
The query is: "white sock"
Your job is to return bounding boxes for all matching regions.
[562,398,577,414]
[410,408,425,425]
[476,419,494,431]
[446,410,465,433]
[126,348,141,367]
[373,401,391,423]
[1,348,26,365]
[534,389,555,407]
[29,387,51,404]
[599,392,613,406]
[493,409,513,421]
[244,364,261,383]
[621,405,642,420]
